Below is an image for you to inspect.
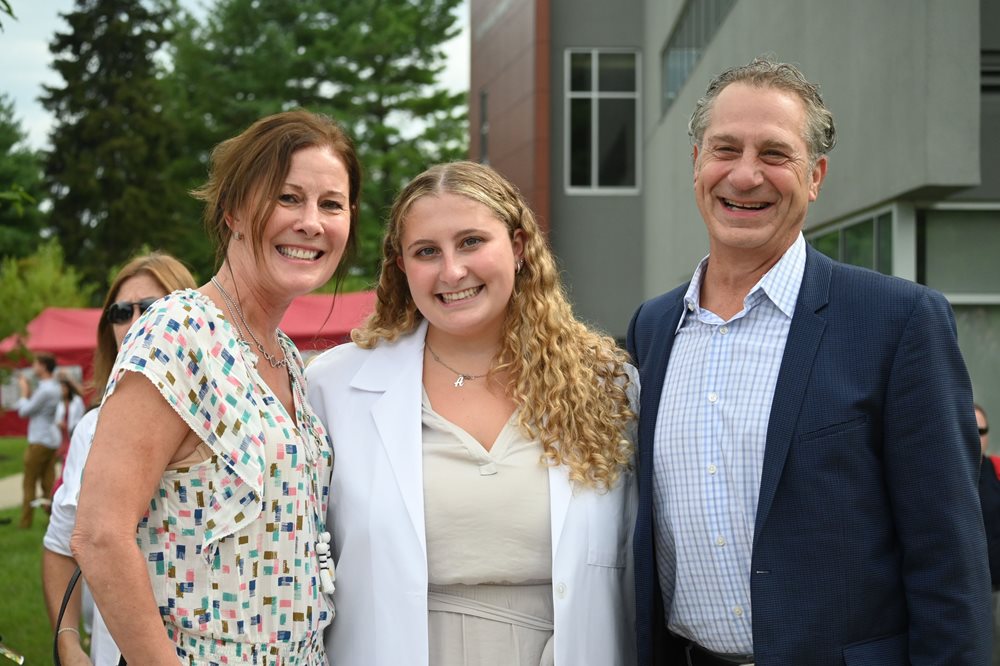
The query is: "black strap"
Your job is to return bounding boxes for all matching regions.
[54,566,126,666]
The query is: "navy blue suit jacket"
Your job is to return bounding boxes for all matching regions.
[627,245,991,665]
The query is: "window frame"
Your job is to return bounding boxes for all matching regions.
[806,204,895,274]
[563,47,642,196]
[916,201,1000,304]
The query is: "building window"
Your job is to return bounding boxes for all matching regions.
[478,90,489,165]
[660,0,736,116]
[808,210,893,274]
[565,49,640,194]
[917,207,1000,296]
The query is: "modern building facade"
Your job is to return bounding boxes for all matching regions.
[470,0,1000,443]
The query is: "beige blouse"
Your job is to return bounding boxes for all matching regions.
[421,390,552,586]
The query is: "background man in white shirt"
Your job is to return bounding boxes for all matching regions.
[15,351,62,528]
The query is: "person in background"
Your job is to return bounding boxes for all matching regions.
[307,161,638,666]
[15,351,62,528]
[51,372,87,497]
[627,56,989,665]
[976,403,1000,666]
[43,251,197,666]
[72,109,359,664]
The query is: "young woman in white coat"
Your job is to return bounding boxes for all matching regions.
[306,161,638,666]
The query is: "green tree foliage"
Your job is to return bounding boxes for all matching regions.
[164,0,468,282]
[0,94,45,257]
[0,239,94,340]
[39,0,195,293]
[0,1,13,30]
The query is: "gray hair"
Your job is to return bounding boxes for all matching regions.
[688,56,836,163]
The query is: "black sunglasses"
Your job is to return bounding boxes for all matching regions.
[981,426,990,436]
[106,297,159,325]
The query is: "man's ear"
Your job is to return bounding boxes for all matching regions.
[809,155,828,201]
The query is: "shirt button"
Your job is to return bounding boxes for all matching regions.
[719,325,729,335]
[556,582,567,598]
[708,392,718,403]
[716,535,726,547]
[733,605,744,617]
[707,464,717,475]
[687,302,695,312]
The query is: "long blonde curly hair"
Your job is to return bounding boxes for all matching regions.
[355,161,634,490]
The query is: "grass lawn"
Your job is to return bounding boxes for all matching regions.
[0,437,28,479]
[0,505,53,665]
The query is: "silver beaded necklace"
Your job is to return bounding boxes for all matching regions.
[211,276,289,370]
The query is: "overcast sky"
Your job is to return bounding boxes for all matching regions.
[0,1,470,151]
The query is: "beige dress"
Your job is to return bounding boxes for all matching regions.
[421,390,555,666]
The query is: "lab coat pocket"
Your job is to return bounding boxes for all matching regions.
[586,471,632,568]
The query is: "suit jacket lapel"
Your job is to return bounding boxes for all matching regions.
[353,320,429,552]
[637,297,685,486]
[754,247,832,548]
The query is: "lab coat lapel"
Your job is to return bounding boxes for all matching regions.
[548,463,572,562]
[353,321,429,552]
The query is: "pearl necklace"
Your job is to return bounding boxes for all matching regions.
[211,276,289,370]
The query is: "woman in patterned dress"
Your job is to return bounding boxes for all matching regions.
[307,161,638,665]
[72,110,360,665]
[44,251,197,666]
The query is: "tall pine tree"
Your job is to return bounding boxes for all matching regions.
[40,0,192,291]
[164,0,468,282]
[0,93,46,258]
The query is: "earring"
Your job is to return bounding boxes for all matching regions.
[515,259,523,274]
[233,230,244,241]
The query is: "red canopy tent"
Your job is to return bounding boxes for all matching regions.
[0,291,375,435]
[0,307,102,372]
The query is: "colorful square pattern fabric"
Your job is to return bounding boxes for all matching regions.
[105,290,334,664]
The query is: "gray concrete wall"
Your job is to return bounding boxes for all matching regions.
[548,0,644,338]
[949,0,999,202]
[640,0,982,299]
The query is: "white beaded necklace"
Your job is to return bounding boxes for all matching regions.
[211,277,336,595]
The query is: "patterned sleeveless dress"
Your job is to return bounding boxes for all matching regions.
[106,289,334,665]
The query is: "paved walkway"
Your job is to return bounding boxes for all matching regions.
[0,473,23,510]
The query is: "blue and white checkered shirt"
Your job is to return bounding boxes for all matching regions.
[653,234,807,654]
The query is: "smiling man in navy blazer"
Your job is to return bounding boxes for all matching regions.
[627,57,990,666]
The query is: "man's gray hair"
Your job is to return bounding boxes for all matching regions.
[688,56,837,163]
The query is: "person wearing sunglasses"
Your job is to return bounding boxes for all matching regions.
[104,297,160,325]
[43,251,197,666]
[72,110,359,665]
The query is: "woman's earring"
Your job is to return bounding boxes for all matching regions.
[515,259,523,274]
[233,230,244,241]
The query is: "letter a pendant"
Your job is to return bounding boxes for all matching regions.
[453,374,466,388]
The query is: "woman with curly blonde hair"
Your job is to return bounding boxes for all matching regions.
[307,160,638,666]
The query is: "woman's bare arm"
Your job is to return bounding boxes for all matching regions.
[72,373,199,665]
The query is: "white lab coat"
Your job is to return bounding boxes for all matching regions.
[306,321,637,666]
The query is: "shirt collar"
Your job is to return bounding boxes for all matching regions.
[678,233,807,332]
